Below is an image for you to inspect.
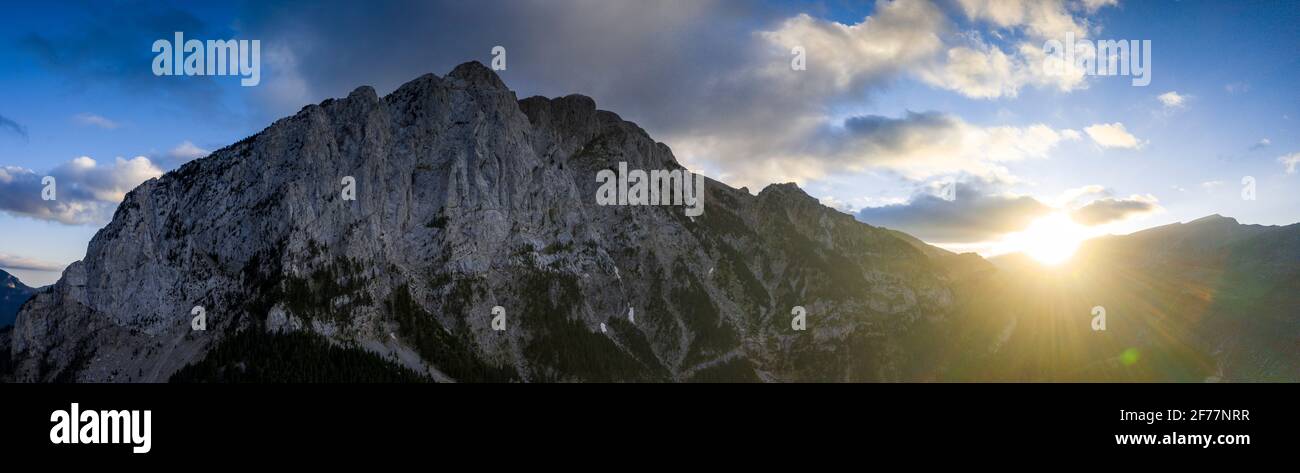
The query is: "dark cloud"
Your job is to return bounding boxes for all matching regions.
[1070,196,1160,226]
[842,111,958,148]
[17,2,235,120]
[231,0,957,187]
[855,179,1051,243]
[15,0,1079,189]
[237,0,784,119]
[0,114,28,141]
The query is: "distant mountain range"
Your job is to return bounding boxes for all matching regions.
[2,63,1295,383]
[0,269,36,328]
[953,214,1299,381]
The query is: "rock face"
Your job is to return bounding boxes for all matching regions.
[7,62,956,382]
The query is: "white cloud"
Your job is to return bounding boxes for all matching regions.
[1157,91,1186,108]
[917,42,1059,99]
[813,111,1076,181]
[674,108,1080,188]
[1084,122,1142,149]
[1053,184,1108,206]
[0,253,65,272]
[663,0,956,188]
[1280,153,1300,174]
[957,0,1088,39]
[74,113,120,130]
[0,156,163,224]
[168,140,210,163]
[1079,0,1120,13]
[913,0,1097,99]
[1200,180,1224,189]
[758,0,948,92]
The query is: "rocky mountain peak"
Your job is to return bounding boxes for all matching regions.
[7,62,953,383]
[1187,213,1239,226]
[758,182,813,200]
[447,60,508,90]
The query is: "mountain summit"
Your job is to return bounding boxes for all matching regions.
[7,62,955,382]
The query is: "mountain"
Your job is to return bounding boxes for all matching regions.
[0,269,36,328]
[6,62,957,382]
[1073,215,1299,381]
[883,229,994,283]
[948,215,1299,381]
[5,63,1293,383]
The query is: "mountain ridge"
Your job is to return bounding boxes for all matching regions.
[8,61,956,382]
[6,61,1293,383]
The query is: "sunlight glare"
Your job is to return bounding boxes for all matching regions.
[1008,213,1089,265]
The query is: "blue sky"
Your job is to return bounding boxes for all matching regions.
[2,0,1298,285]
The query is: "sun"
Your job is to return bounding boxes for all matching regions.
[1004,213,1090,265]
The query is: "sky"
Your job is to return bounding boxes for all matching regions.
[1,0,1298,286]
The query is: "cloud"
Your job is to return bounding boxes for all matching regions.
[230,0,1113,189]
[1084,122,1142,149]
[1249,138,1271,151]
[956,0,1088,40]
[920,0,1108,99]
[820,194,906,214]
[855,176,1161,244]
[1280,153,1300,174]
[1069,194,1161,225]
[856,178,1052,243]
[1201,180,1224,190]
[74,112,120,129]
[0,253,65,272]
[0,156,163,224]
[1080,0,1120,13]
[812,111,1074,181]
[0,114,28,141]
[908,0,1101,99]
[1053,183,1108,206]
[915,41,1082,99]
[759,2,947,92]
[167,140,210,163]
[1157,91,1186,108]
